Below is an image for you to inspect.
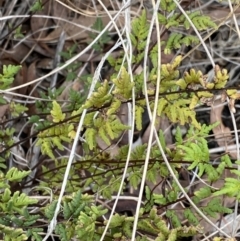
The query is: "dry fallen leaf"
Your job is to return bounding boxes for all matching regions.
[210,99,237,158]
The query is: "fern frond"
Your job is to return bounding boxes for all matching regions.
[130,9,149,50]
[184,209,199,225]
[201,198,232,218]
[184,11,217,30]
[194,186,212,200]
[0,65,21,89]
[106,99,121,116]
[213,173,240,200]
[44,200,57,220]
[0,224,27,241]
[160,0,177,12]
[37,121,74,159]
[84,80,112,108]
[5,167,31,182]
[135,105,144,131]
[166,210,181,228]
[55,224,68,241]
[112,67,134,100]
[51,100,66,123]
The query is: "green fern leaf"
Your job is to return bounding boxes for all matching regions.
[194,186,212,199]
[213,176,240,199]
[184,208,199,225]
[158,13,167,24]
[10,102,28,117]
[167,229,177,241]
[138,219,159,235]
[146,165,158,184]
[55,224,68,241]
[157,98,168,116]
[166,210,181,228]
[105,121,115,140]
[153,193,167,205]
[0,65,21,89]
[45,200,57,220]
[2,188,11,202]
[5,167,31,182]
[205,164,219,181]
[160,0,177,12]
[84,80,112,108]
[105,213,125,228]
[214,65,229,88]
[112,67,134,100]
[51,101,66,123]
[13,192,38,207]
[128,172,141,189]
[221,154,232,167]
[123,220,133,237]
[159,130,166,150]
[189,95,199,109]
[131,9,149,50]
[175,126,183,145]
[135,105,144,131]
[85,128,97,150]
[38,139,55,160]
[98,125,111,146]
[107,99,121,116]
[181,35,199,46]
[131,145,146,160]
[52,136,64,150]
[201,198,232,218]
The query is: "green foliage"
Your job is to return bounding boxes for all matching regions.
[0,65,21,90]
[0,224,28,241]
[51,100,66,123]
[158,7,217,53]
[213,167,240,200]
[131,9,149,53]
[5,167,31,182]
[9,102,28,117]
[84,79,112,108]
[164,33,199,54]
[14,25,24,39]
[201,198,232,218]
[28,115,51,131]
[2,3,239,241]
[89,18,111,51]
[0,127,15,169]
[112,67,134,101]
[0,169,39,241]
[60,43,82,81]
[0,64,21,104]
[173,123,221,181]
[83,111,130,150]
[35,87,63,113]
[44,200,57,220]
[66,89,86,110]
[36,101,76,159]
[30,0,43,12]
[160,0,177,12]
[76,205,107,240]
[48,191,107,241]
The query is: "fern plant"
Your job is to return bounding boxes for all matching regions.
[1,1,239,241]
[0,168,40,241]
[33,6,239,241]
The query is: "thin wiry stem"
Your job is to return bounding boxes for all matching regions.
[131,0,162,240]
